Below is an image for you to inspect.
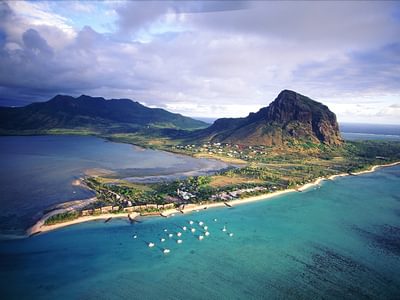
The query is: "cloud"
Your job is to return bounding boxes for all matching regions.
[0,1,399,124]
[115,1,248,34]
[22,28,53,56]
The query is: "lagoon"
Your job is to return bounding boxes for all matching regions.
[0,135,228,235]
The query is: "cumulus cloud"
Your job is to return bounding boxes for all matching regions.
[0,0,399,123]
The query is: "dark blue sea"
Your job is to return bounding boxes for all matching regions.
[341,123,400,141]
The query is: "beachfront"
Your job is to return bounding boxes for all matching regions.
[27,161,400,236]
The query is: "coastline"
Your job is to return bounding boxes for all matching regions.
[28,212,140,236]
[27,161,400,236]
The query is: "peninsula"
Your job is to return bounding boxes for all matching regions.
[7,90,398,235]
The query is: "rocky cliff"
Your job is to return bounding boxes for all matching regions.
[191,90,343,146]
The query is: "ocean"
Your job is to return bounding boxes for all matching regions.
[0,136,229,235]
[1,165,399,299]
[0,127,400,299]
[340,123,400,141]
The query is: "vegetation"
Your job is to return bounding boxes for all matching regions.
[81,139,400,212]
[44,211,80,225]
[0,94,208,134]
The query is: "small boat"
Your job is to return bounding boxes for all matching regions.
[229,233,234,237]
[177,232,182,237]
[189,220,194,225]
[133,235,137,239]
[198,235,204,240]
[163,248,170,254]
[205,231,210,236]
[182,226,187,231]
[222,226,227,232]
[177,239,183,244]
[148,242,155,248]
[199,221,204,226]
[164,229,168,232]
[191,228,196,233]
[204,226,208,230]
[168,233,173,238]
[214,218,218,222]
[160,238,166,242]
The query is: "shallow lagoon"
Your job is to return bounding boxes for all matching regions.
[1,166,399,299]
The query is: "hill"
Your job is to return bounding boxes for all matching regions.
[0,95,208,133]
[189,90,343,146]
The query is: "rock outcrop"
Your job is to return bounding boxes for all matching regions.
[191,90,343,146]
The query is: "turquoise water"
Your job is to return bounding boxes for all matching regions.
[1,166,399,299]
[0,136,228,235]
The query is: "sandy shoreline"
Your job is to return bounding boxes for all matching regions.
[28,212,140,236]
[27,161,400,236]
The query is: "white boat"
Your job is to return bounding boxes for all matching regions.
[163,248,170,254]
[204,226,208,230]
[205,231,210,236]
[229,233,234,237]
[199,221,204,226]
[148,242,155,248]
[189,220,194,225]
[164,229,168,232]
[168,233,173,238]
[222,226,227,232]
[160,238,166,242]
[191,228,196,233]
[198,235,204,240]
[133,235,137,239]
[177,239,183,244]
[214,218,218,222]
[182,226,187,231]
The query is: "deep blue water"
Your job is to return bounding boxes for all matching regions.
[0,136,228,235]
[341,123,400,141]
[0,166,399,299]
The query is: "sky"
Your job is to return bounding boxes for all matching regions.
[0,1,400,124]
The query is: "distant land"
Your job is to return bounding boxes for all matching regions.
[0,94,208,134]
[0,90,344,148]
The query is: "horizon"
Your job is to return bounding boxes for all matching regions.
[0,1,399,124]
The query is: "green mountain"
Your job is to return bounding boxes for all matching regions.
[0,95,208,133]
[189,90,343,146]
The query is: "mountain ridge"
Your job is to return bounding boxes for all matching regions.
[0,90,343,147]
[0,94,208,132]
